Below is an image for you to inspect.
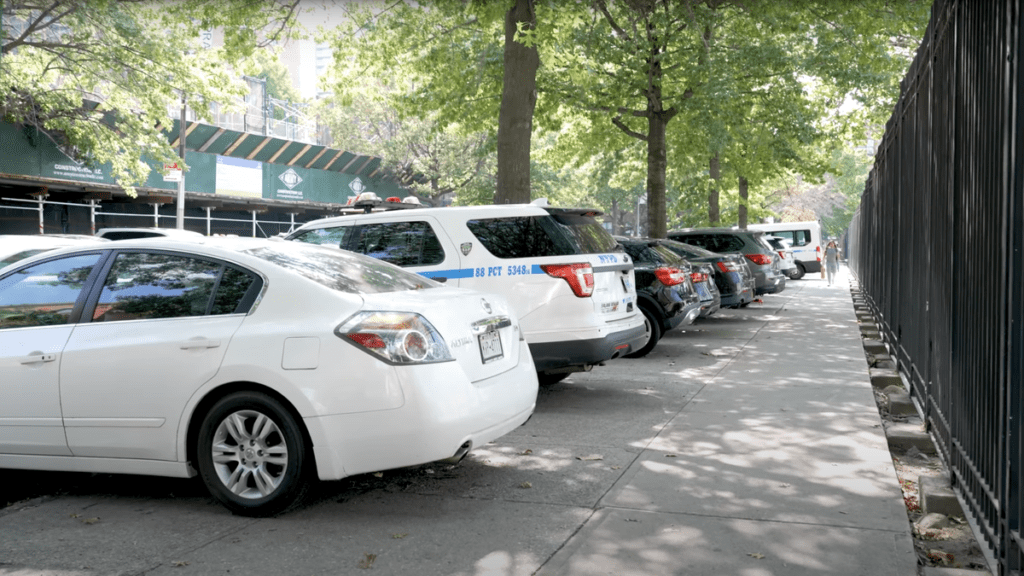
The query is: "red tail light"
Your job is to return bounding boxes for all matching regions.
[690,272,708,283]
[542,263,595,297]
[716,261,739,273]
[654,267,685,286]
[745,253,773,266]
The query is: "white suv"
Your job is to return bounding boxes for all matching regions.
[286,203,647,384]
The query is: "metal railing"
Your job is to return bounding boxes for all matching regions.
[0,196,307,238]
[847,1,1024,573]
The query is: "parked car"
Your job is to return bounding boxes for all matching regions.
[747,220,823,279]
[286,204,646,385]
[660,239,755,308]
[690,261,722,317]
[667,228,786,296]
[0,234,109,267]
[95,227,204,240]
[0,237,537,516]
[614,237,702,357]
[765,235,799,280]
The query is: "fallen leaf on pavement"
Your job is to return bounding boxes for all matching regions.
[391,533,407,539]
[665,454,677,458]
[171,561,189,567]
[69,513,80,518]
[748,553,766,559]
[927,550,954,565]
[519,449,533,455]
[373,472,383,478]
[576,454,603,461]
[81,518,100,524]
[358,553,377,569]
[519,481,532,489]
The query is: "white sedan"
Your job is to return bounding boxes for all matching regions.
[0,237,538,516]
[0,234,109,268]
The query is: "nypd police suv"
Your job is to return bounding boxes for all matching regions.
[286,198,647,384]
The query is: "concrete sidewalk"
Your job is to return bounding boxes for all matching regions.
[537,265,917,575]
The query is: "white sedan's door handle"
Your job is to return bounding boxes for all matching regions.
[20,353,56,365]
[179,338,222,350]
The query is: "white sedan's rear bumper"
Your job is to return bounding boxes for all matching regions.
[306,341,538,481]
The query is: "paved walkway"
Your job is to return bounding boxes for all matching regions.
[537,265,917,575]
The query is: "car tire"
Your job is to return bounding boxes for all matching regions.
[537,372,571,386]
[791,264,806,280]
[197,391,312,517]
[625,306,662,359]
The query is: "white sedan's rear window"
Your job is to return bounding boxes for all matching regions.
[242,243,435,294]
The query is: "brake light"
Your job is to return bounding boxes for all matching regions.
[542,263,595,297]
[690,272,708,283]
[716,261,739,273]
[654,267,685,286]
[745,253,773,266]
[338,311,452,364]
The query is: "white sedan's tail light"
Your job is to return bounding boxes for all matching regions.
[337,312,453,364]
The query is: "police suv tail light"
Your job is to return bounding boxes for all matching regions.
[337,312,453,364]
[541,263,595,297]
[654,267,685,286]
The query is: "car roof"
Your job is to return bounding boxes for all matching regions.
[294,203,589,230]
[668,227,764,236]
[95,227,204,238]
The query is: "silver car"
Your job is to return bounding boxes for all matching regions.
[765,236,799,280]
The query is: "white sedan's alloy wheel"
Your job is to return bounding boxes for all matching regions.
[211,409,289,499]
[197,392,310,517]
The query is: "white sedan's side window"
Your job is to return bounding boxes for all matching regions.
[0,254,101,330]
[92,253,221,322]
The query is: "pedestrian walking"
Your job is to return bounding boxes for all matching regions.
[824,240,840,285]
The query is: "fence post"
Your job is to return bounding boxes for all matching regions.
[36,192,46,234]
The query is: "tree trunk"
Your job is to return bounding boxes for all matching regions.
[494,0,539,205]
[611,197,619,235]
[708,154,720,225]
[647,112,669,238]
[738,175,748,229]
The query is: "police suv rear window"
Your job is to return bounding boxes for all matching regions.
[466,216,575,258]
[467,214,617,259]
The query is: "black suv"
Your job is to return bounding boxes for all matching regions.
[615,237,702,357]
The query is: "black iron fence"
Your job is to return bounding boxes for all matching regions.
[847,1,1024,573]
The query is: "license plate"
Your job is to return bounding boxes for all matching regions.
[478,330,504,364]
[695,283,712,301]
[620,276,633,292]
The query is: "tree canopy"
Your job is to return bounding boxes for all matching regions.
[1,0,303,192]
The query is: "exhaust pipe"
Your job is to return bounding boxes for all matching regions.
[439,441,472,465]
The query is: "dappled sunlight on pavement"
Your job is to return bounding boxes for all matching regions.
[538,267,916,575]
